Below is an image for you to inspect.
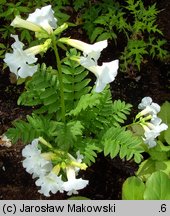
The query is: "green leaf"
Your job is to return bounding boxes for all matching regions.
[40,88,56,99]
[122,176,145,200]
[134,153,143,164]
[155,160,170,177]
[69,92,101,116]
[20,29,32,43]
[149,146,168,161]
[136,158,156,181]
[73,0,88,11]
[62,49,91,111]
[43,94,58,106]
[90,27,104,42]
[104,139,120,158]
[0,43,6,48]
[74,79,91,91]
[144,171,170,200]
[102,127,143,162]
[158,101,170,144]
[97,32,112,41]
[158,102,170,124]
[84,144,101,165]
[55,121,84,151]
[165,128,170,145]
[112,100,132,124]
[5,118,41,144]
[68,121,84,139]
[94,16,108,25]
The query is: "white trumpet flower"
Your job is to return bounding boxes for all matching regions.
[4,35,38,78]
[138,97,168,148]
[11,5,57,34]
[80,57,119,92]
[4,35,51,78]
[59,38,107,62]
[27,5,57,33]
[22,139,52,178]
[137,96,160,117]
[35,172,64,197]
[63,166,89,196]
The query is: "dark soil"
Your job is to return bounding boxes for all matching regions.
[0,0,170,200]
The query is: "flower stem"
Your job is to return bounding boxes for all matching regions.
[51,34,66,123]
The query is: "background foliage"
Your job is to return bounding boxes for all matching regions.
[0,0,168,73]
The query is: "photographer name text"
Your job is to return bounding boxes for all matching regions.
[3,203,116,214]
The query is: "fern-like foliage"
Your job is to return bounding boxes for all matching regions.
[83,143,102,166]
[6,65,143,165]
[148,37,168,60]
[69,92,102,116]
[51,120,84,151]
[18,63,60,115]
[6,120,39,144]
[112,99,132,126]
[6,114,51,144]
[62,49,91,112]
[76,138,102,166]
[6,113,85,152]
[18,49,91,116]
[121,39,148,71]
[69,87,132,135]
[82,0,167,72]
[73,0,88,11]
[102,127,144,163]
[125,0,161,34]
[91,6,128,43]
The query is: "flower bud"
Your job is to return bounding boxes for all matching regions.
[25,39,51,55]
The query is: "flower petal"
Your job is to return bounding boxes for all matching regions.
[138,97,160,116]
[95,60,119,92]
[63,178,89,196]
[35,173,64,197]
[63,166,89,195]
[80,57,119,92]
[4,35,38,78]
[27,5,57,33]
[138,97,152,109]
[18,64,38,78]
[60,38,107,62]
[22,139,52,178]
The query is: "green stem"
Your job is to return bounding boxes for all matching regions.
[124,122,136,129]
[51,34,66,123]
[125,115,151,129]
